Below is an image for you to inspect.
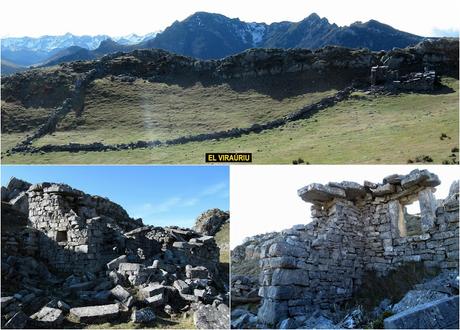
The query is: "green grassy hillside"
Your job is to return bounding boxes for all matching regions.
[30,78,336,147]
[2,78,458,164]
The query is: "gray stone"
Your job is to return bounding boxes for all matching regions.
[384,296,459,329]
[106,255,128,270]
[298,183,346,203]
[9,191,29,214]
[401,169,441,189]
[139,284,165,298]
[258,299,289,326]
[69,303,120,323]
[110,285,131,304]
[31,306,64,326]
[186,265,208,279]
[271,269,309,286]
[194,303,230,329]
[3,311,29,329]
[173,279,190,293]
[1,296,15,308]
[145,293,165,307]
[371,183,395,196]
[131,307,156,324]
[392,290,450,313]
[193,209,229,236]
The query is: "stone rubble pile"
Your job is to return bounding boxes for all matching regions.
[1,178,229,329]
[253,169,458,328]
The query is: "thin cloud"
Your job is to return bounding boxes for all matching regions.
[201,181,228,197]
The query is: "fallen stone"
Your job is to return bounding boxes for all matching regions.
[139,283,165,299]
[145,293,165,307]
[131,307,156,324]
[1,296,15,308]
[392,289,450,313]
[106,255,128,270]
[173,279,191,293]
[194,303,229,329]
[69,303,120,323]
[31,306,64,326]
[110,285,131,303]
[186,265,208,279]
[384,295,459,329]
[3,311,29,329]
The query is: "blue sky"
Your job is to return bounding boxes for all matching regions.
[1,0,459,38]
[1,166,229,228]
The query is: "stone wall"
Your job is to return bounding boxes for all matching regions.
[26,183,143,273]
[257,170,459,326]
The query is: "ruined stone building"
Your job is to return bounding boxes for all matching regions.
[3,180,221,275]
[257,169,459,326]
[370,65,438,92]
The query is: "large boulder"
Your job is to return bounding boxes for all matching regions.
[193,209,229,236]
[384,296,459,329]
[6,177,31,201]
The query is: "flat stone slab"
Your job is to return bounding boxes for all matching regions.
[69,303,120,323]
[31,306,64,326]
[371,183,396,196]
[400,169,441,189]
[298,183,346,203]
[384,295,459,329]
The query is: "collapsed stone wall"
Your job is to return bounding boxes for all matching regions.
[26,182,145,273]
[258,170,459,326]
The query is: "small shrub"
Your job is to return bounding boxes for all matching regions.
[414,155,433,163]
[452,147,459,153]
[440,133,448,140]
[407,159,414,163]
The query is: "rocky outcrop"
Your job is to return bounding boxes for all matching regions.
[193,209,229,236]
[0,177,229,329]
[256,169,459,327]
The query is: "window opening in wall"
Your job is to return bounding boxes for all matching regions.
[403,201,422,236]
[56,230,68,243]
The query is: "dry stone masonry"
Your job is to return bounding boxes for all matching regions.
[257,169,459,327]
[1,178,229,329]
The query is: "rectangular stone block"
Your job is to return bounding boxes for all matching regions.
[69,304,119,323]
[271,269,309,287]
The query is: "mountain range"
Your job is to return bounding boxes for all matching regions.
[1,12,425,72]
